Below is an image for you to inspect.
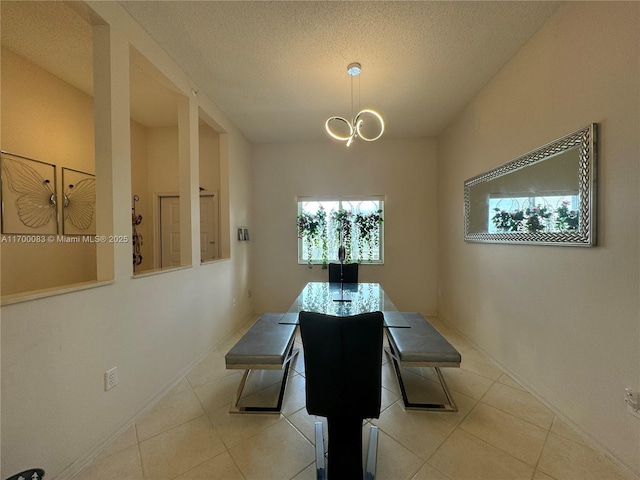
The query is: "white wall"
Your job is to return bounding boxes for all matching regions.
[0,3,253,477]
[251,138,438,314]
[437,2,639,475]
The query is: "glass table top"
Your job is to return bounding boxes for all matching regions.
[281,282,409,327]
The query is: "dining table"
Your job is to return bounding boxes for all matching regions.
[278,281,460,412]
[279,281,409,327]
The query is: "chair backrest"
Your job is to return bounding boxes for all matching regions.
[299,311,383,419]
[5,469,45,480]
[328,263,359,283]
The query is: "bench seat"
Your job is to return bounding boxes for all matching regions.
[225,313,299,413]
[385,312,461,411]
[226,313,297,369]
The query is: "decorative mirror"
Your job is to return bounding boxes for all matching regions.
[464,124,597,246]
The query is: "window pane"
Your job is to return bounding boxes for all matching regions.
[488,194,579,233]
[298,198,383,265]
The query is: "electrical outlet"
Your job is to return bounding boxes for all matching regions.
[232,298,237,307]
[105,367,118,391]
[625,388,640,419]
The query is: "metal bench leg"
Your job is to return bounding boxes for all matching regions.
[229,345,299,414]
[384,346,458,412]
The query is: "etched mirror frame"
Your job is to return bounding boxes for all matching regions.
[464,124,597,246]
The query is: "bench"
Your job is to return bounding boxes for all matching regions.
[225,313,299,413]
[385,312,461,411]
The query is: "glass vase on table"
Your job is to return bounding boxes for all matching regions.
[333,244,352,303]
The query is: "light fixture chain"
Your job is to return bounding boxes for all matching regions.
[350,74,354,122]
[357,74,361,114]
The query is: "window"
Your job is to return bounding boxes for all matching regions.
[488,194,579,233]
[297,197,384,266]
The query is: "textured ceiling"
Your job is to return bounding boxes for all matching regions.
[2,1,562,143]
[120,1,561,143]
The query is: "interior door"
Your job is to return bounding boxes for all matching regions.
[160,194,219,267]
[160,196,181,268]
[200,194,219,261]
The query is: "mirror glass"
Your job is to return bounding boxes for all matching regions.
[464,124,596,246]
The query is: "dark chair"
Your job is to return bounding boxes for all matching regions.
[5,469,45,480]
[299,311,384,480]
[328,262,359,283]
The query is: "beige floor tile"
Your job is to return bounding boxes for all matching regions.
[397,368,453,406]
[380,385,400,412]
[246,368,287,390]
[96,424,138,460]
[458,347,503,381]
[72,444,143,480]
[292,341,306,374]
[169,377,193,395]
[193,372,246,414]
[187,350,237,388]
[459,402,548,466]
[281,373,308,416]
[373,428,425,480]
[532,470,556,480]
[229,418,315,480]
[481,382,554,430]
[287,408,328,447]
[497,372,526,391]
[411,462,454,480]
[207,402,281,448]
[291,463,318,480]
[375,394,475,460]
[172,451,245,480]
[231,382,286,411]
[381,360,401,395]
[550,416,589,447]
[415,366,495,401]
[139,415,226,480]
[537,432,632,480]
[229,369,301,413]
[136,387,206,441]
[428,429,534,480]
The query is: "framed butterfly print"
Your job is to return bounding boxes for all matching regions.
[62,168,96,235]
[1,152,59,235]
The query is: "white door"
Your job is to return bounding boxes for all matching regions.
[160,194,219,267]
[160,196,181,268]
[200,194,219,261]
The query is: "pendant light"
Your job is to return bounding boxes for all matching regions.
[325,62,385,147]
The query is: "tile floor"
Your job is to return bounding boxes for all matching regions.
[73,316,633,480]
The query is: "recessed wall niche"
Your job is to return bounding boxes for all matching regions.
[1,1,97,296]
[129,47,189,273]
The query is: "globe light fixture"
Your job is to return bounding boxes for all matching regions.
[325,62,385,147]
